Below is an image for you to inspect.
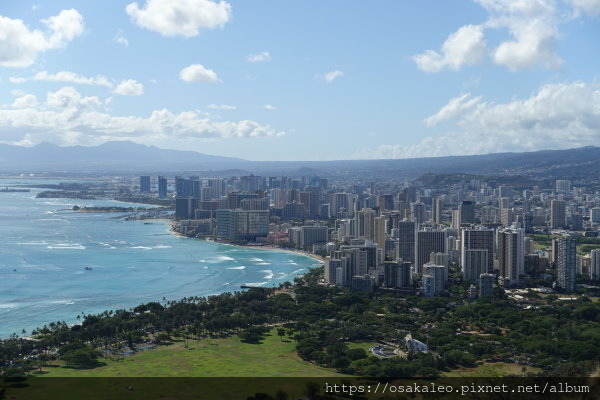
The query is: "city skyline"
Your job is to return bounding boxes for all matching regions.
[0,0,599,161]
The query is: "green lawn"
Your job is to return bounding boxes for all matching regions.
[39,329,346,377]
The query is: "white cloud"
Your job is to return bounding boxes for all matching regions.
[357,82,600,158]
[126,0,231,37]
[9,77,27,84]
[180,64,220,83]
[15,71,113,87]
[247,51,271,63]
[480,0,562,71]
[0,86,284,147]
[412,0,584,72]
[262,104,277,110]
[424,94,482,126]
[413,25,486,73]
[323,70,344,83]
[208,104,236,110]
[113,79,144,96]
[11,94,38,109]
[0,9,84,67]
[114,29,129,46]
[568,0,600,15]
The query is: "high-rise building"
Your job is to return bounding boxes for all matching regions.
[590,249,600,281]
[299,226,329,249]
[429,252,449,281]
[158,176,167,199]
[175,197,198,220]
[422,274,436,297]
[215,209,269,241]
[396,220,416,264]
[355,208,376,240]
[432,197,443,225]
[139,176,151,193]
[461,229,494,280]
[551,200,566,229]
[423,263,445,295]
[591,208,600,224]
[555,180,571,192]
[374,216,387,251]
[479,273,494,297]
[383,261,413,289]
[377,194,395,211]
[324,257,342,284]
[570,214,583,231]
[175,177,193,198]
[459,201,475,225]
[412,202,426,224]
[340,240,378,271]
[499,185,513,200]
[557,236,576,292]
[415,230,446,274]
[497,228,524,287]
[524,237,534,255]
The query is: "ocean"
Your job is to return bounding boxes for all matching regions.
[0,178,319,338]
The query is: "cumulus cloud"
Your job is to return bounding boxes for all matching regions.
[323,70,344,83]
[179,64,220,83]
[11,94,38,109]
[412,0,592,72]
[0,86,284,147]
[126,0,231,37]
[262,104,277,110]
[208,104,236,110]
[480,0,562,71]
[413,25,486,73]
[247,51,271,63]
[357,82,600,158]
[424,94,482,126]
[112,79,144,96]
[0,9,84,67]
[12,71,113,87]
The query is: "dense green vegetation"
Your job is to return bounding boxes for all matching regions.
[1,267,600,379]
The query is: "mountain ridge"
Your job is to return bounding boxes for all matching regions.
[1,141,599,179]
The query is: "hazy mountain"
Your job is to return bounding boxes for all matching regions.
[1,142,599,180]
[0,141,246,172]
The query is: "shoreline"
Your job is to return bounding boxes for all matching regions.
[167,221,325,264]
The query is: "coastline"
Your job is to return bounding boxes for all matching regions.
[167,221,325,264]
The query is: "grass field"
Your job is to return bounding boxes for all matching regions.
[38,329,346,377]
[443,361,542,377]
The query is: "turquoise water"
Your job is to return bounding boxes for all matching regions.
[0,178,319,338]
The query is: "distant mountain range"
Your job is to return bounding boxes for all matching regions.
[1,141,600,181]
[0,142,245,173]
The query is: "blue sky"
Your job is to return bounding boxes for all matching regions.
[0,0,599,161]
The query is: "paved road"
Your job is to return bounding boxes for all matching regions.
[370,345,397,358]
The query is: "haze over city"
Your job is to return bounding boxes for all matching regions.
[1,0,599,161]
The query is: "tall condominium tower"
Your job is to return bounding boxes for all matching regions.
[415,230,446,274]
[497,228,524,287]
[139,176,151,193]
[396,220,416,264]
[461,228,494,281]
[551,200,566,229]
[557,236,576,292]
[158,176,167,199]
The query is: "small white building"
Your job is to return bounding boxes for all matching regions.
[405,333,428,354]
